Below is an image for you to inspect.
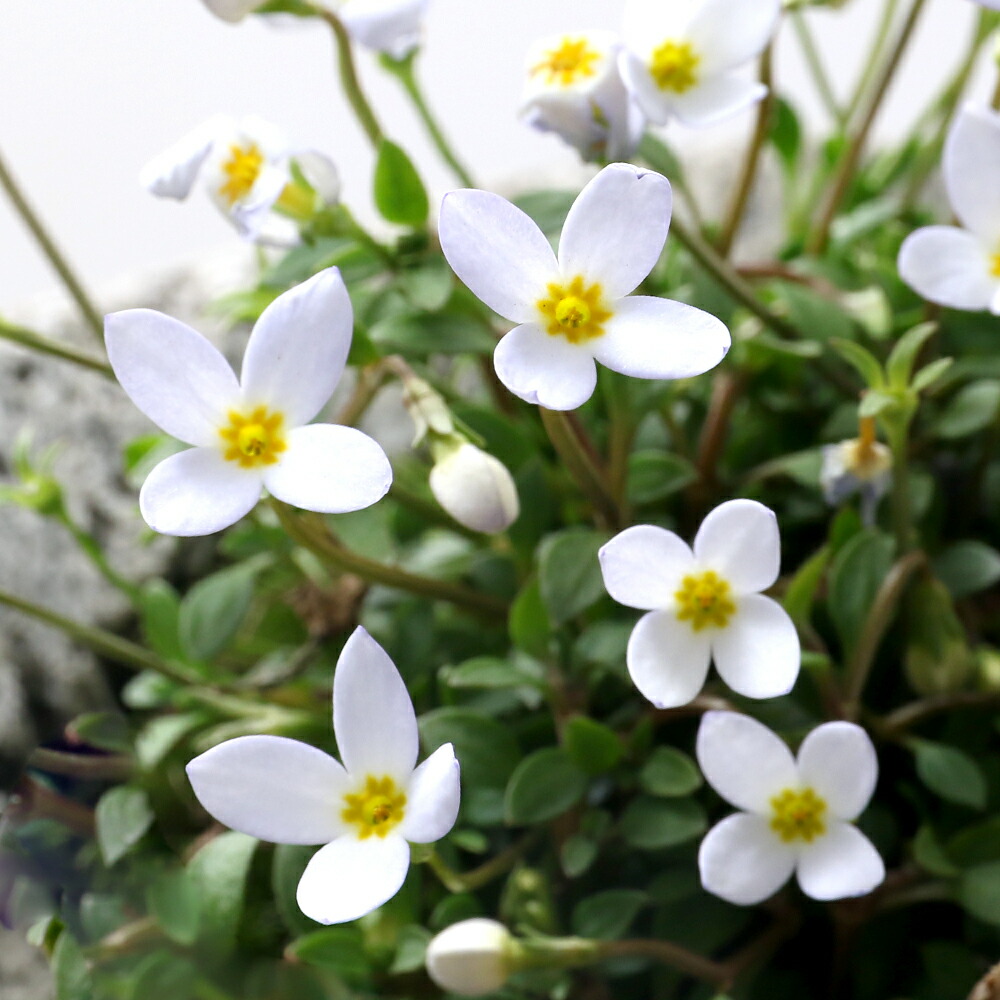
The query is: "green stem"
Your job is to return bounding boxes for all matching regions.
[887,420,915,554]
[272,501,508,620]
[879,689,1000,735]
[717,45,774,258]
[0,318,112,376]
[389,481,481,540]
[312,7,384,148]
[790,8,843,125]
[59,512,140,601]
[383,52,475,187]
[807,0,929,255]
[424,834,538,893]
[28,747,133,782]
[843,0,902,127]
[0,149,105,343]
[598,939,728,987]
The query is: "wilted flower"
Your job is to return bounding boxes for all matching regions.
[140,114,339,242]
[820,416,892,525]
[429,441,520,534]
[425,919,515,996]
[619,0,780,127]
[439,162,730,410]
[521,32,644,162]
[898,103,1000,313]
[696,711,884,904]
[106,267,392,536]
[187,627,461,924]
[598,499,800,707]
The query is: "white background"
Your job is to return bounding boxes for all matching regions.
[0,0,987,313]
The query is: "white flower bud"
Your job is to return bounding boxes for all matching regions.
[425,919,514,997]
[199,0,263,23]
[429,443,519,534]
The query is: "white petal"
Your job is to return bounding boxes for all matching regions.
[945,103,1000,241]
[186,735,349,845]
[230,163,291,240]
[439,190,558,323]
[400,743,461,844]
[711,594,800,699]
[897,226,997,312]
[199,0,264,22]
[626,609,712,708]
[241,268,353,427]
[296,150,341,204]
[592,296,730,380]
[264,425,392,513]
[558,164,672,300]
[139,448,262,536]
[598,524,695,610]
[333,628,419,784]
[618,49,676,126]
[696,711,798,812]
[668,74,767,129]
[686,0,781,74]
[493,323,597,410]
[699,813,795,905]
[796,722,878,821]
[339,0,428,58]
[139,118,223,199]
[796,822,885,901]
[428,443,519,534]
[296,834,410,924]
[622,0,699,54]
[692,498,780,593]
[105,309,238,446]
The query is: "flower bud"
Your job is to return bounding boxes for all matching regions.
[820,418,892,526]
[425,919,514,997]
[429,442,519,534]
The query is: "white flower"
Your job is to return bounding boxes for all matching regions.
[521,32,644,162]
[598,499,799,707]
[820,417,892,526]
[429,442,520,534]
[140,115,339,242]
[105,267,392,536]
[898,103,1000,313]
[439,162,730,411]
[425,919,514,996]
[619,0,780,127]
[696,711,885,905]
[186,627,461,924]
[199,0,261,21]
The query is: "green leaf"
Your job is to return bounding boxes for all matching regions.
[957,861,1000,925]
[135,712,207,771]
[827,529,895,653]
[886,322,937,389]
[139,580,184,661]
[368,311,495,356]
[639,747,702,798]
[272,844,318,937]
[947,816,1000,867]
[287,926,370,985]
[912,356,954,393]
[509,577,551,658]
[830,338,884,389]
[389,925,433,974]
[147,870,201,946]
[572,890,647,940]
[911,825,959,877]
[68,711,131,752]
[420,707,521,789]
[782,546,830,629]
[441,655,545,693]
[626,451,697,504]
[186,831,257,956]
[178,561,261,662]
[933,541,1000,599]
[513,190,576,234]
[781,286,854,343]
[620,797,707,850]
[52,931,92,1000]
[373,138,428,227]
[769,96,802,175]
[504,747,588,824]
[564,716,622,776]
[538,528,607,625]
[96,786,154,866]
[561,835,599,877]
[911,739,987,809]
[858,389,898,418]
[935,380,1000,439]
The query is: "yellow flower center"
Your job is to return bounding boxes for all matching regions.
[341,775,407,840]
[219,406,287,468]
[843,416,892,481]
[537,276,612,344]
[650,40,700,94]
[531,37,602,87]
[770,787,827,843]
[219,142,265,206]
[675,570,736,631]
[990,252,1000,278]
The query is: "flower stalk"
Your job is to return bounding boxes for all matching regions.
[0,319,113,376]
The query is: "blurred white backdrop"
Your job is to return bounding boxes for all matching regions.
[0,0,985,312]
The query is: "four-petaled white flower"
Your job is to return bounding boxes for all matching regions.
[619,0,780,128]
[106,267,392,536]
[898,103,1000,314]
[439,162,730,411]
[140,115,339,243]
[598,499,800,707]
[186,626,461,924]
[696,711,885,904]
[521,32,644,163]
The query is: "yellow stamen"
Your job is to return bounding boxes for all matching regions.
[769,787,827,843]
[675,570,735,631]
[991,252,1000,278]
[341,775,407,840]
[842,418,892,482]
[531,37,602,87]
[537,276,611,344]
[219,406,287,468]
[219,142,265,206]
[650,40,700,94]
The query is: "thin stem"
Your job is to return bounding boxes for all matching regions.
[6,775,96,837]
[790,9,843,125]
[0,318,112,376]
[878,689,1000,736]
[843,0,902,127]
[425,833,539,893]
[887,420,915,554]
[59,513,140,601]
[0,149,105,342]
[28,747,133,782]
[384,53,475,187]
[272,501,508,620]
[807,0,929,255]
[598,939,728,988]
[717,46,774,258]
[312,7,384,148]
[693,369,747,500]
